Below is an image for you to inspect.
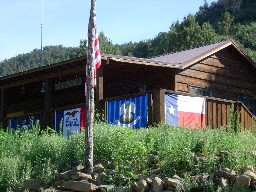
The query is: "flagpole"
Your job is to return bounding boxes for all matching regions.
[85,0,97,173]
[40,0,44,65]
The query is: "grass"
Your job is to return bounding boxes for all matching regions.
[0,122,256,191]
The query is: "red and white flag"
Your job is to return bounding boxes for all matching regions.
[165,93,206,129]
[94,31,101,86]
[85,31,101,95]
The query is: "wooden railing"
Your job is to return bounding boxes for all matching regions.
[206,97,256,130]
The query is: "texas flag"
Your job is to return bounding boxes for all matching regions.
[55,107,86,136]
[165,93,206,129]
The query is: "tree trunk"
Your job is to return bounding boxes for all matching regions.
[85,0,96,174]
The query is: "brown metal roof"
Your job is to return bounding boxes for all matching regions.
[103,39,255,69]
[151,39,256,69]
[151,39,233,68]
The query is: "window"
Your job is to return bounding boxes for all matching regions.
[189,86,213,97]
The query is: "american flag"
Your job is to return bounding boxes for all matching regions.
[85,31,101,95]
[94,31,101,86]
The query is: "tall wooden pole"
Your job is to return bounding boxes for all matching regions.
[85,0,96,173]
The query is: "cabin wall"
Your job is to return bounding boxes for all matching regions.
[103,61,175,98]
[0,61,86,128]
[175,47,256,101]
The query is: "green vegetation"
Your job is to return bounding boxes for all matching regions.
[1,0,256,77]
[0,122,255,191]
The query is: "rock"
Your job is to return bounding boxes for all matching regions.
[146,177,153,185]
[214,169,236,181]
[241,166,254,173]
[131,182,139,192]
[221,168,237,182]
[172,175,181,180]
[215,177,229,188]
[137,179,149,192]
[23,179,44,191]
[62,180,98,192]
[71,164,85,174]
[91,172,99,180]
[234,175,251,188]
[153,177,164,192]
[45,189,62,192]
[209,173,215,182]
[131,179,149,192]
[53,180,63,187]
[72,172,92,181]
[221,168,236,176]
[58,170,72,181]
[95,172,108,185]
[98,185,115,192]
[164,177,182,188]
[243,171,256,182]
[250,181,256,190]
[44,188,57,192]
[138,174,147,180]
[214,170,226,178]
[93,164,105,173]
[195,173,209,183]
[114,186,130,192]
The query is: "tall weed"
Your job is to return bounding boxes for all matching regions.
[0,121,256,191]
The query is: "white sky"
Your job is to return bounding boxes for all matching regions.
[0,0,216,61]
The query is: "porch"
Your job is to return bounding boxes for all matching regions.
[102,89,256,131]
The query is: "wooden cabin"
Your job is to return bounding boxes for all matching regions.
[0,39,255,130]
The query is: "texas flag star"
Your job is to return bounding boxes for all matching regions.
[168,104,175,115]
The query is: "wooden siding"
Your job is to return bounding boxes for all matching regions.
[175,47,256,100]
[103,61,175,98]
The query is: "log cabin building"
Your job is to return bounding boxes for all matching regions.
[0,39,255,130]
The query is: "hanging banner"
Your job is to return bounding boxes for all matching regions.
[107,95,148,128]
[165,93,206,129]
[8,115,40,131]
[55,107,85,136]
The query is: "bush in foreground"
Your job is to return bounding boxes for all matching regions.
[0,123,255,191]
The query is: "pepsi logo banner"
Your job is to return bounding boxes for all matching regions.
[165,93,206,129]
[107,95,148,128]
[55,107,85,136]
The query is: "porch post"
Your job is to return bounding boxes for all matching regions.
[95,65,104,110]
[152,89,165,124]
[0,89,6,128]
[42,80,53,129]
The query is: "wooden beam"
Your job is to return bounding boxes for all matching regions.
[152,89,165,124]
[0,67,84,89]
[0,89,5,127]
[41,80,53,129]
[95,65,104,110]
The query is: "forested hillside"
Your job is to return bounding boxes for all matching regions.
[0,0,255,77]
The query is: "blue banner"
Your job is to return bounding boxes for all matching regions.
[8,115,40,131]
[107,95,148,128]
